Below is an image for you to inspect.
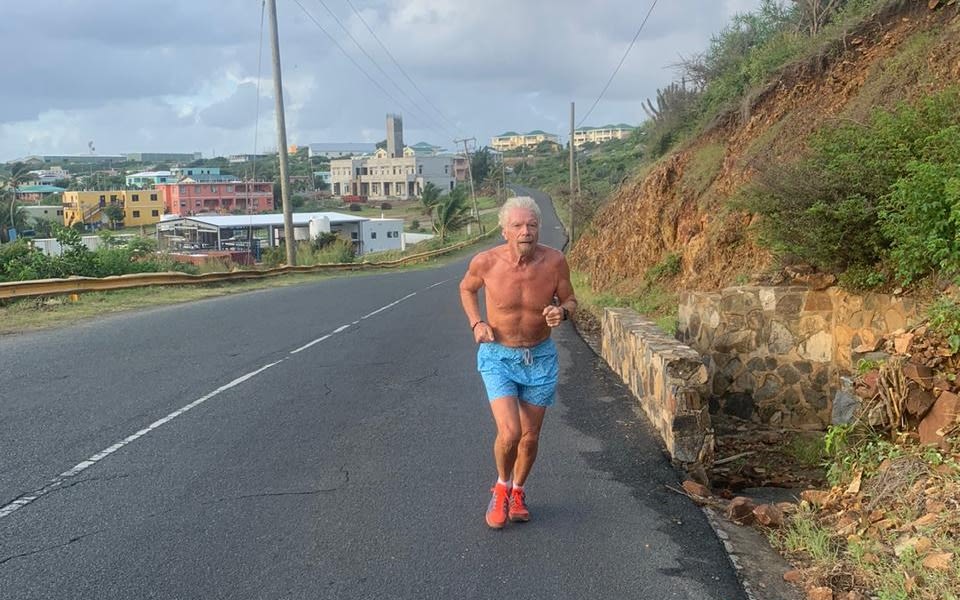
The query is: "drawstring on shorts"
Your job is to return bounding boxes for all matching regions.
[521,348,533,366]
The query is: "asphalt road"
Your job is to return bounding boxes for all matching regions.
[0,189,746,599]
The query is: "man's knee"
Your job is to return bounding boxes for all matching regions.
[497,428,521,447]
[518,430,540,451]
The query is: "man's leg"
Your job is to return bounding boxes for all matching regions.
[512,400,547,486]
[489,396,522,481]
[486,396,521,529]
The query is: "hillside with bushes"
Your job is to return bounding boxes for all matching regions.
[561,0,959,302]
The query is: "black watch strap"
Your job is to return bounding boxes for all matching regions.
[561,307,569,321]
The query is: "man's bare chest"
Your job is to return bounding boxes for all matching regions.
[484,263,557,310]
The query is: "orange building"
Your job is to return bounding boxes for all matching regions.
[155,181,274,216]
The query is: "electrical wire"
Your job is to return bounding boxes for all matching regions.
[343,0,460,135]
[290,0,450,141]
[578,0,659,128]
[313,0,452,138]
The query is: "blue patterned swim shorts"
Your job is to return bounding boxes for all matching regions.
[477,338,559,407]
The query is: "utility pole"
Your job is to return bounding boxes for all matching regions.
[267,0,296,265]
[500,153,507,204]
[454,137,483,234]
[569,101,576,245]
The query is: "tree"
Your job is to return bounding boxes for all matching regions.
[103,204,125,230]
[432,187,473,242]
[791,0,843,36]
[470,147,493,184]
[1,162,30,243]
[419,182,442,216]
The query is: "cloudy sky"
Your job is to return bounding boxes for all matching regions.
[0,0,763,162]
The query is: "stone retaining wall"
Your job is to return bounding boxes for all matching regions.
[602,308,714,466]
[678,286,921,428]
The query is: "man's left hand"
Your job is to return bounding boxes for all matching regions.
[543,305,564,328]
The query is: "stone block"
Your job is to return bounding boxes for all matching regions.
[722,392,755,420]
[714,329,757,354]
[775,293,805,315]
[905,384,936,419]
[799,331,833,363]
[720,288,761,313]
[832,388,860,425]
[726,496,756,524]
[804,291,832,312]
[919,392,960,447]
[777,364,801,385]
[768,320,796,354]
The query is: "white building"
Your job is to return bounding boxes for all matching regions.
[21,205,65,226]
[156,212,403,256]
[308,143,377,158]
[330,150,454,199]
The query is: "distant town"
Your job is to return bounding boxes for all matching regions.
[2,116,634,250]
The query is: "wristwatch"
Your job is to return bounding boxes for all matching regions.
[561,307,569,321]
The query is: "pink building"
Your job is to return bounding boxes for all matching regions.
[156,181,274,216]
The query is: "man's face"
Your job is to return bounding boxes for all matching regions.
[504,208,540,256]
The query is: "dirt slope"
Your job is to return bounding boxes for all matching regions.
[570,2,960,294]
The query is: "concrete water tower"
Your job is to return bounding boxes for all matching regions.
[386,114,404,158]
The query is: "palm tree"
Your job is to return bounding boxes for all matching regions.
[419,181,442,216]
[432,187,473,243]
[1,162,31,243]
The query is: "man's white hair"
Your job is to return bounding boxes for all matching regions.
[498,196,542,229]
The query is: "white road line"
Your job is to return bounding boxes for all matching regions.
[0,360,284,520]
[290,334,331,355]
[361,292,417,320]
[1,280,446,520]
[427,279,449,289]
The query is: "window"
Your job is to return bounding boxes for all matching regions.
[418,165,422,174]
[131,194,139,202]
[371,231,377,239]
[211,185,217,193]
[110,195,118,202]
[150,193,158,201]
[132,210,141,218]
[99,195,106,202]
[351,232,358,240]
[151,210,159,217]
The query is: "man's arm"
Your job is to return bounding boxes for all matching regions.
[459,253,495,343]
[542,253,578,328]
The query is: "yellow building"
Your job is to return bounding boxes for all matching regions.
[573,124,636,148]
[63,189,166,229]
[490,130,560,152]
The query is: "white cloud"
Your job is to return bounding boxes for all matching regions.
[0,0,766,161]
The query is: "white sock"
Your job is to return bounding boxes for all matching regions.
[497,478,512,489]
[513,483,524,492]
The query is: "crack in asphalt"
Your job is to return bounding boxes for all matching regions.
[0,529,105,567]
[203,466,350,505]
[404,369,440,385]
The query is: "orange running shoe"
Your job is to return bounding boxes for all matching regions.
[485,483,510,529]
[509,487,530,522]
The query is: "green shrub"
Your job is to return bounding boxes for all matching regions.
[927,297,960,354]
[645,253,682,283]
[879,128,960,283]
[745,88,960,278]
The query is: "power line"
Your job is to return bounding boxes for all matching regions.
[313,0,452,138]
[290,0,449,141]
[578,0,659,128]
[343,0,460,135]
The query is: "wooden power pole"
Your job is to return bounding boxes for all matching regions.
[267,0,296,265]
[569,101,576,245]
[455,137,483,234]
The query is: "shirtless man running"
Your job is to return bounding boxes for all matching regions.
[459,195,577,529]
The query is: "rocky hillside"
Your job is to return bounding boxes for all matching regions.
[570,2,960,294]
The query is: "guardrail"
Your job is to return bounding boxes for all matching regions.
[0,228,500,301]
